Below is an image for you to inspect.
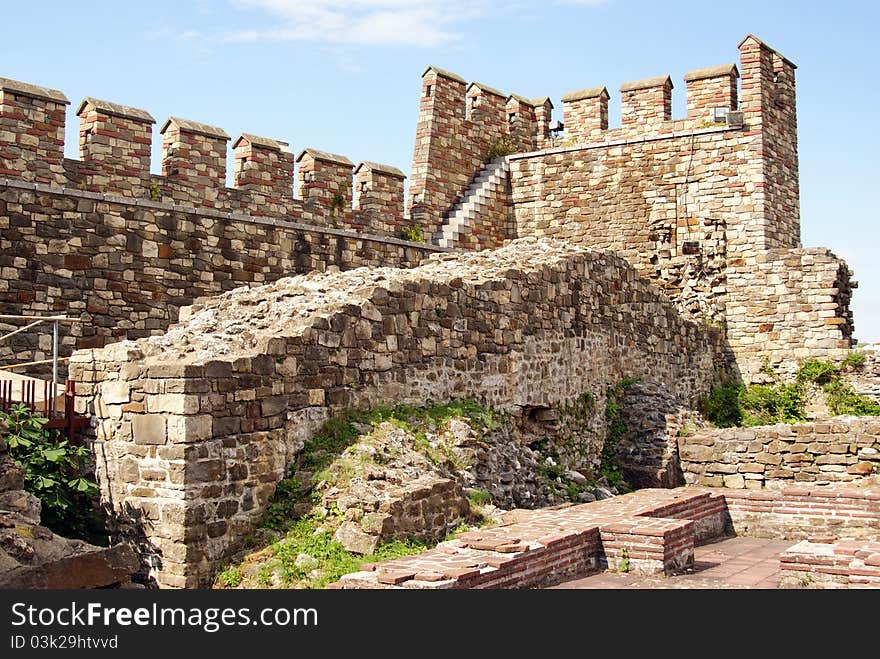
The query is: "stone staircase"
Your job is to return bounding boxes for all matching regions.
[433,158,509,248]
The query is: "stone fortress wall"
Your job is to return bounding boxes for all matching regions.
[0,34,869,588]
[0,78,441,368]
[408,36,855,379]
[0,35,856,379]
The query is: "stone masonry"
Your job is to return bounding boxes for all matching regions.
[1,73,442,373]
[0,33,870,590]
[70,238,720,587]
[407,36,854,379]
[680,417,880,489]
[1,34,857,382]
[407,67,549,238]
[0,181,440,375]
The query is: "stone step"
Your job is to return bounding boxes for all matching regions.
[433,159,509,247]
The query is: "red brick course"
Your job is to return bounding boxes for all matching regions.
[332,484,880,589]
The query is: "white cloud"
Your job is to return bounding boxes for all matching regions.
[221,0,611,47]
[226,0,480,47]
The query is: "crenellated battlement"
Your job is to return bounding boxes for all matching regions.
[411,35,800,252]
[556,64,739,143]
[0,77,69,185]
[406,35,847,375]
[0,78,411,237]
[560,86,609,142]
[406,65,551,235]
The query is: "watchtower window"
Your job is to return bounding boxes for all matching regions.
[425,85,433,97]
[359,180,368,195]
[508,112,517,124]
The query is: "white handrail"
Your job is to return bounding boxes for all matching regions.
[0,314,80,417]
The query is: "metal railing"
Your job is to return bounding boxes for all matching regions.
[0,314,78,417]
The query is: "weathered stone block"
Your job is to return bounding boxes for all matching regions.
[680,445,714,462]
[167,415,213,443]
[132,415,166,445]
[723,474,746,489]
[101,380,130,404]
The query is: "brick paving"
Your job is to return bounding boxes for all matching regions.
[551,537,793,589]
[331,484,879,589]
[331,488,723,588]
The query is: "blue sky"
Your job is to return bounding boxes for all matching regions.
[3,0,878,342]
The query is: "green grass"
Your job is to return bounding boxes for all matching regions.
[249,516,428,589]
[466,488,492,507]
[259,399,501,531]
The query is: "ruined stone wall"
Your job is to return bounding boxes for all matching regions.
[680,417,880,489]
[508,126,736,322]
[616,381,707,489]
[0,180,441,372]
[725,248,855,377]
[403,37,852,379]
[70,239,721,587]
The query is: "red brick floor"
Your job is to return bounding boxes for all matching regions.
[551,537,795,589]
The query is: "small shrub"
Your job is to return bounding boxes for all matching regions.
[261,477,306,531]
[700,381,744,428]
[619,547,630,573]
[824,380,880,416]
[0,403,103,542]
[466,488,492,507]
[539,460,564,482]
[400,223,425,243]
[330,183,349,217]
[797,359,839,385]
[148,181,162,201]
[740,383,805,426]
[218,565,243,588]
[484,135,519,162]
[842,351,866,371]
[703,380,805,428]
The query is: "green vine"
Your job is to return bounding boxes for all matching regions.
[601,378,639,491]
